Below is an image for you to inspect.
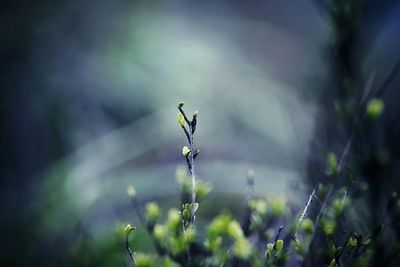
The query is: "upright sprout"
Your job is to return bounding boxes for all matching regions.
[177,102,199,227]
[124,224,137,266]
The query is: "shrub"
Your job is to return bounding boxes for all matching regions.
[123,103,400,267]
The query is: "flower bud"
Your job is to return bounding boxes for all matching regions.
[178,112,186,127]
[227,221,244,240]
[124,224,136,235]
[233,238,252,259]
[275,239,284,251]
[328,258,337,267]
[301,218,314,234]
[347,237,358,248]
[126,185,136,198]
[326,152,338,175]
[366,98,384,120]
[182,146,191,157]
[145,202,161,222]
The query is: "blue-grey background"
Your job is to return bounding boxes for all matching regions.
[1,0,399,266]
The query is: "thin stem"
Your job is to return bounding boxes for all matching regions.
[178,103,198,227]
[180,124,191,143]
[294,187,316,240]
[126,234,137,266]
[274,226,284,244]
[129,197,167,257]
[189,125,196,227]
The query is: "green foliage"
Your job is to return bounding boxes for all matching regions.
[326,152,338,176]
[145,202,161,223]
[124,224,136,235]
[117,102,400,267]
[366,98,384,120]
[301,218,314,234]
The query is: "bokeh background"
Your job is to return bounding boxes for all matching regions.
[1,0,400,266]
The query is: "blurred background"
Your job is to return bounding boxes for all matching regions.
[1,0,399,266]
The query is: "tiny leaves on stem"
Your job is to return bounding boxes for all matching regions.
[177,102,199,227]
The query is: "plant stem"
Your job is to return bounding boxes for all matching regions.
[189,125,196,227]
[126,234,137,266]
[294,188,316,240]
[178,104,197,227]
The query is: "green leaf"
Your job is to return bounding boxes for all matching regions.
[145,202,161,222]
[366,98,384,120]
[182,146,190,157]
[347,237,358,248]
[328,258,337,267]
[178,112,186,127]
[124,224,136,235]
[326,152,338,175]
[275,239,284,251]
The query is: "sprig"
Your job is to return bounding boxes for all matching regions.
[177,102,199,227]
[124,224,137,266]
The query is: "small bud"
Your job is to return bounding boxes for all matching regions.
[265,243,274,258]
[178,102,184,108]
[126,185,136,198]
[270,196,286,216]
[205,236,222,252]
[328,258,337,267]
[294,242,303,254]
[167,209,181,230]
[332,199,343,216]
[233,238,252,259]
[301,218,314,234]
[322,220,335,236]
[184,203,199,212]
[153,224,167,240]
[124,224,136,235]
[145,202,161,222]
[366,98,384,120]
[227,221,244,240]
[193,202,199,212]
[135,253,155,266]
[178,112,186,127]
[182,146,191,157]
[255,199,267,216]
[326,152,338,175]
[182,208,190,221]
[182,203,199,222]
[275,239,284,251]
[347,237,358,248]
[194,149,200,159]
[207,212,232,237]
[183,227,196,244]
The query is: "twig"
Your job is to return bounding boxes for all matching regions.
[294,188,316,240]
[178,103,199,227]
[189,125,196,226]
[126,234,137,266]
